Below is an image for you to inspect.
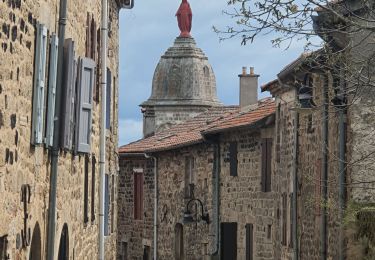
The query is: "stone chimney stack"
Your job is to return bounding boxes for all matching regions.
[239,66,259,110]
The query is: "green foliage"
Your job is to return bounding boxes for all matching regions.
[344,201,375,259]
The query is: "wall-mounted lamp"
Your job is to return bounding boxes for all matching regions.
[183,198,210,225]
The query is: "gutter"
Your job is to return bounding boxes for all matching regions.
[99,0,108,258]
[46,0,68,259]
[320,74,329,260]
[292,89,299,260]
[145,154,158,260]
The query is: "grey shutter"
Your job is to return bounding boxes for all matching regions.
[229,142,238,176]
[106,68,111,130]
[61,39,77,150]
[45,34,59,148]
[75,57,95,153]
[266,139,272,192]
[261,139,267,192]
[31,23,48,145]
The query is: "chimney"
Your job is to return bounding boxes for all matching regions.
[239,66,259,110]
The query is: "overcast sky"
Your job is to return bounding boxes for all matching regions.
[118,0,307,146]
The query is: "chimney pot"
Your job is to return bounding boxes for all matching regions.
[242,67,247,75]
[250,67,255,75]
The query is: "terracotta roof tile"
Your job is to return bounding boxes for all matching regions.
[202,98,275,134]
[119,98,276,154]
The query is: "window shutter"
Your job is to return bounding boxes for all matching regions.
[261,139,267,191]
[229,142,238,176]
[106,68,112,130]
[104,174,109,236]
[45,34,58,148]
[266,138,273,192]
[75,57,96,153]
[84,155,89,223]
[61,39,77,150]
[31,23,48,145]
[91,155,96,221]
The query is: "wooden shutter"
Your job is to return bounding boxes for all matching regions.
[75,57,96,153]
[282,193,287,246]
[91,155,96,221]
[106,68,112,130]
[91,17,97,60]
[221,222,237,260]
[246,224,254,260]
[84,155,89,223]
[229,142,238,176]
[61,39,77,150]
[45,34,58,148]
[104,174,109,236]
[31,23,48,145]
[261,138,273,192]
[134,173,143,220]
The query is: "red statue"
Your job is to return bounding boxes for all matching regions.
[176,0,192,37]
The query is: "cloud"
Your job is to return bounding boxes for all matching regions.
[118,0,309,145]
[118,119,143,146]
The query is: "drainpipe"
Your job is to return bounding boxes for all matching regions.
[211,141,221,259]
[338,73,347,260]
[145,154,158,260]
[320,75,329,260]
[99,0,108,258]
[46,0,68,259]
[292,94,299,260]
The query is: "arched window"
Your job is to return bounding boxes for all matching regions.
[58,224,69,260]
[29,222,41,260]
[175,223,184,260]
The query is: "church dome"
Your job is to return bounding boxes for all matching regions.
[142,36,222,107]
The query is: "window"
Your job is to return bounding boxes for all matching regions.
[184,156,195,198]
[31,23,47,145]
[143,245,151,260]
[0,235,8,260]
[104,174,110,236]
[84,155,89,223]
[134,172,144,220]
[75,57,96,153]
[281,193,287,246]
[267,224,272,240]
[261,138,272,192]
[61,38,77,150]
[246,224,253,260]
[106,68,112,130]
[175,223,184,260]
[45,34,58,147]
[120,242,128,260]
[91,155,96,221]
[86,13,97,61]
[307,114,314,133]
[229,142,238,176]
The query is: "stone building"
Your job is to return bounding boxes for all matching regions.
[140,33,222,137]
[118,96,276,260]
[0,0,129,259]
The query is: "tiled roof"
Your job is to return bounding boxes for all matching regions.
[119,98,276,154]
[202,98,275,134]
[118,106,239,154]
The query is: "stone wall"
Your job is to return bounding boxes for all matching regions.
[219,126,277,260]
[0,0,120,259]
[156,144,215,260]
[117,156,155,259]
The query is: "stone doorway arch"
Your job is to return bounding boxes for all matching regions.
[58,224,69,260]
[29,222,41,260]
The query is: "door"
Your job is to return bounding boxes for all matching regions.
[221,222,237,260]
